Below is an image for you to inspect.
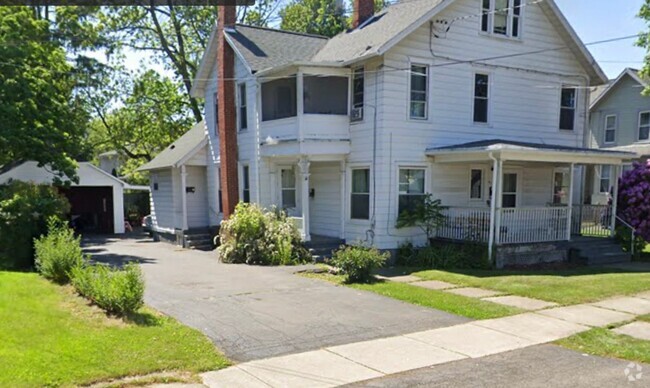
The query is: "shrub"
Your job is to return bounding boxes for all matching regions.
[398,242,491,270]
[396,194,447,242]
[0,181,70,269]
[396,240,418,266]
[331,245,389,283]
[71,263,145,316]
[217,203,310,265]
[615,225,647,259]
[34,218,85,284]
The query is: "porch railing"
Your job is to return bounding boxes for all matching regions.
[571,204,611,237]
[438,207,491,243]
[497,207,569,245]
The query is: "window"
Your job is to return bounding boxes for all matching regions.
[281,168,296,208]
[481,0,522,38]
[217,167,223,213]
[352,67,364,121]
[560,87,576,130]
[470,169,483,200]
[262,77,297,121]
[599,165,611,193]
[553,169,570,205]
[213,92,219,135]
[639,112,650,141]
[303,76,348,115]
[242,165,250,203]
[474,74,489,123]
[238,83,247,130]
[604,115,616,144]
[502,173,517,208]
[398,168,425,215]
[351,169,370,220]
[409,65,428,119]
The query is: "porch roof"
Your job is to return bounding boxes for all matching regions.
[426,139,636,165]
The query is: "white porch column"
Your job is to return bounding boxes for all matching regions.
[298,156,311,242]
[488,154,499,262]
[566,163,575,241]
[610,164,620,237]
[495,159,504,245]
[339,160,346,239]
[180,165,189,231]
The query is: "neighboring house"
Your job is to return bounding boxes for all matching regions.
[137,121,215,247]
[0,161,144,234]
[587,68,650,205]
[158,0,634,266]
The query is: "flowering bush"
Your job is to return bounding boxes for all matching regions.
[617,161,650,245]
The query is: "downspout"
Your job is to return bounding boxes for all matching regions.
[488,152,498,264]
[367,65,381,244]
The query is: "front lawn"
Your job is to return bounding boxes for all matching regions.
[412,268,650,305]
[557,327,650,365]
[0,271,229,386]
[303,272,522,320]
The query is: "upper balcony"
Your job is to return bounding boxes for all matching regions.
[259,68,351,157]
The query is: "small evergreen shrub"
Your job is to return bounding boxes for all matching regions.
[0,181,70,269]
[71,263,145,316]
[396,241,418,266]
[217,203,310,265]
[409,242,491,269]
[331,245,389,283]
[34,217,85,284]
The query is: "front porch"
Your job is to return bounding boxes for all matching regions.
[426,140,635,261]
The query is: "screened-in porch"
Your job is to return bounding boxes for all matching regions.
[426,140,634,256]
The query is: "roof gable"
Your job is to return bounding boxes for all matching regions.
[590,68,648,110]
[137,121,208,172]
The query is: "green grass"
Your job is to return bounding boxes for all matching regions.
[0,271,229,387]
[412,267,650,305]
[557,327,650,364]
[303,272,522,320]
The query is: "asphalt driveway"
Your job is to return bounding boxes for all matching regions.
[84,235,468,362]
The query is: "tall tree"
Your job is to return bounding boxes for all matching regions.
[639,1,650,91]
[0,7,87,180]
[279,0,347,37]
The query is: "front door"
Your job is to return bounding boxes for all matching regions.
[502,172,518,208]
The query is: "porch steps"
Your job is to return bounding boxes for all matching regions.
[569,237,631,265]
[306,235,345,262]
[184,228,216,251]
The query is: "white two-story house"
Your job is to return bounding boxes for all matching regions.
[154,0,634,265]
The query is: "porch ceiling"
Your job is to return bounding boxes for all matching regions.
[426,139,636,165]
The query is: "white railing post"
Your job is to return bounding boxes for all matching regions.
[610,164,620,238]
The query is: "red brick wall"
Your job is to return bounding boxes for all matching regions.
[217,6,239,219]
[353,0,374,28]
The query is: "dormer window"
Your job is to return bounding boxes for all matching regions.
[481,0,522,38]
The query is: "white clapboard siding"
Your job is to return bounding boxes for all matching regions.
[185,166,210,228]
[309,162,342,238]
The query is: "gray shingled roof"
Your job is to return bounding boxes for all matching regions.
[312,0,444,63]
[427,139,635,156]
[137,121,207,171]
[226,25,328,73]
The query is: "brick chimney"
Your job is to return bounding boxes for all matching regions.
[352,0,374,29]
[217,6,239,219]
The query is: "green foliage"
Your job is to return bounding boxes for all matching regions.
[71,263,145,316]
[217,203,311,265]
[0,7,88,180]
[398,242,491,270]
[615,225,647,259]
[638,1,650,94]
[34,218,85,284]
[280,0,348,37]
[396,194,447,242]
[331,245,389,283]
[0,181,71,269]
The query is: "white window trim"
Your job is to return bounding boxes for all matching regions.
[472,72,491,125]
[638,110,650,141]
[237,82,248,132]
[559,86,578,131]
[238,162,251,203]
[598,165,612,194]
[396,165,429,218]
[351,66,365,123]
[500,169,521,208]
[479,0,524,40]
[603,114,617,144]
[408,63,429,121]
[348,165,373,223]
[279,165,298,210]
[469,167,485,201]
[551,167,570,205]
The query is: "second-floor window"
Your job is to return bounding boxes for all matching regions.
[559,87,576,131]
[352,67,364,121]
[639,111,650,141]
[238,83,247,131]
[262,77,297,121]
[474,74,489,123]
[409,65,428,119]
[604,115,616,144]
[481,0,522,38]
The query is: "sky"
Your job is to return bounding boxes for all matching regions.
[121,0,648,80]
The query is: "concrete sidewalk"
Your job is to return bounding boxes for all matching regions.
[201,293,650,387]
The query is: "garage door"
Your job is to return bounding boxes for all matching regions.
[60,187,114,234]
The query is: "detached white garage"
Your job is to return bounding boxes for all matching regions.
[0,161,136,234]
